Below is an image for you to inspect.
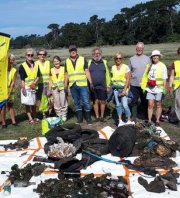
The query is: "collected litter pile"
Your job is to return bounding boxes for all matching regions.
[132,122,180,169]
[138,169,179,193]
[9,163,46,186]
[0,123,180,197]
[3,137,29,151]
[35,174,129,198]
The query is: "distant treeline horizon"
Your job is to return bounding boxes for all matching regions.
[10,0,180,49]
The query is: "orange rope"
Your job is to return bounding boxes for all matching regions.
[98,129,108,139]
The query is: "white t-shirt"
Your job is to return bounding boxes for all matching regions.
[146,63,167,93]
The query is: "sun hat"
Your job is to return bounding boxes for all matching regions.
[150,50,162,58]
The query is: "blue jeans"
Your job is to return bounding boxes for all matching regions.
[70,84,91,112]
[114,90,131,117]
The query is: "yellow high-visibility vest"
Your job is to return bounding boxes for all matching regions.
[0,32,10,102]
[51,67,65,90]
[111,64,127,86]
[141,62,164,91]
[35,60,50,84]
[66,56,87,87]
[8,67,16,100]
[22,62,38,87]
[173,60,180,91]
[88,59,111,87]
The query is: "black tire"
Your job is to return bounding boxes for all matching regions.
[109,125,137,157]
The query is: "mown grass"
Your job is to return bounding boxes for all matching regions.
[0,42,179,140]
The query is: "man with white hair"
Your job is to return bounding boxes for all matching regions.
[88,47,111,122]
[128,42,150,121]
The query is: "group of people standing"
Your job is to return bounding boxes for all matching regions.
[1,42,180,128]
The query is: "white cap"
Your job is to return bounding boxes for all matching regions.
[150,50,162,58]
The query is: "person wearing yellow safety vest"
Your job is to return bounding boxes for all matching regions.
[64,45,93,125]
[19,48,40,124]
[141,50,167,127]
[88,47,111,122]
[48,56,68,121]
[168,47,180,128]
[1,54,17,128]
[111,52,134,127]
[35,49,50,115]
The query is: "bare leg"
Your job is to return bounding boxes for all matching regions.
[25,105,33,121]
[100,100,106,118]
[31,105,37,119]
[156,101,162,123]
[148,100,154,123]
[93,99,99,118]
[118,115,122,121]
[1,106,6,125]
[127,116,131,122]
[7,103,16,124]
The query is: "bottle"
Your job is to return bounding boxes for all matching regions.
[3,183,11,196]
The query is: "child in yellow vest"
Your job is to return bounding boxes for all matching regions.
[48,56,68,121]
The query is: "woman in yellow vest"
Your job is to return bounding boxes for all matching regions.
[141,50,167,126]
[168,47,180,127]
[19,48,40,124]
[35,49,50,115]
[111,52,134,127]
[48,56,68,121]
[0,54,17,128]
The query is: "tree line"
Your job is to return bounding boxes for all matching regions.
[10,0,180,49]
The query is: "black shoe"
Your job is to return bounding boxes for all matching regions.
[99,117,104,122]
[155,122,160,127]
[94,118,100,122]
[2,124,7,128]
[84,111,92,125]
[12,123,18,126]
[176,122,180,128]
[75,110,83,124]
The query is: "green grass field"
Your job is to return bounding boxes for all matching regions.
[0,42,180,140]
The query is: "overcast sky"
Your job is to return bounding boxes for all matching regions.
[0,0,150,38]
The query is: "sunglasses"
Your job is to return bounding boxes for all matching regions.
[27,54,34,57]
[115,57,122,60]
[38,54,46,56]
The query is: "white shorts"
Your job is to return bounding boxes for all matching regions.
[146,92,162,101]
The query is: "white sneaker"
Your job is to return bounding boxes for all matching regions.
[126,121,135,125]
[118,120,125,127]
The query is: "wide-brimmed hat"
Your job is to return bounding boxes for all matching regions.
[150,50,162,58]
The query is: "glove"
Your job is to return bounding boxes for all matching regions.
[64,87,68,97]
[21,87,27,96]
[90,83,94,91]
[163,88,167,95]
[30,83,35,90]
[168,86,172,93]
